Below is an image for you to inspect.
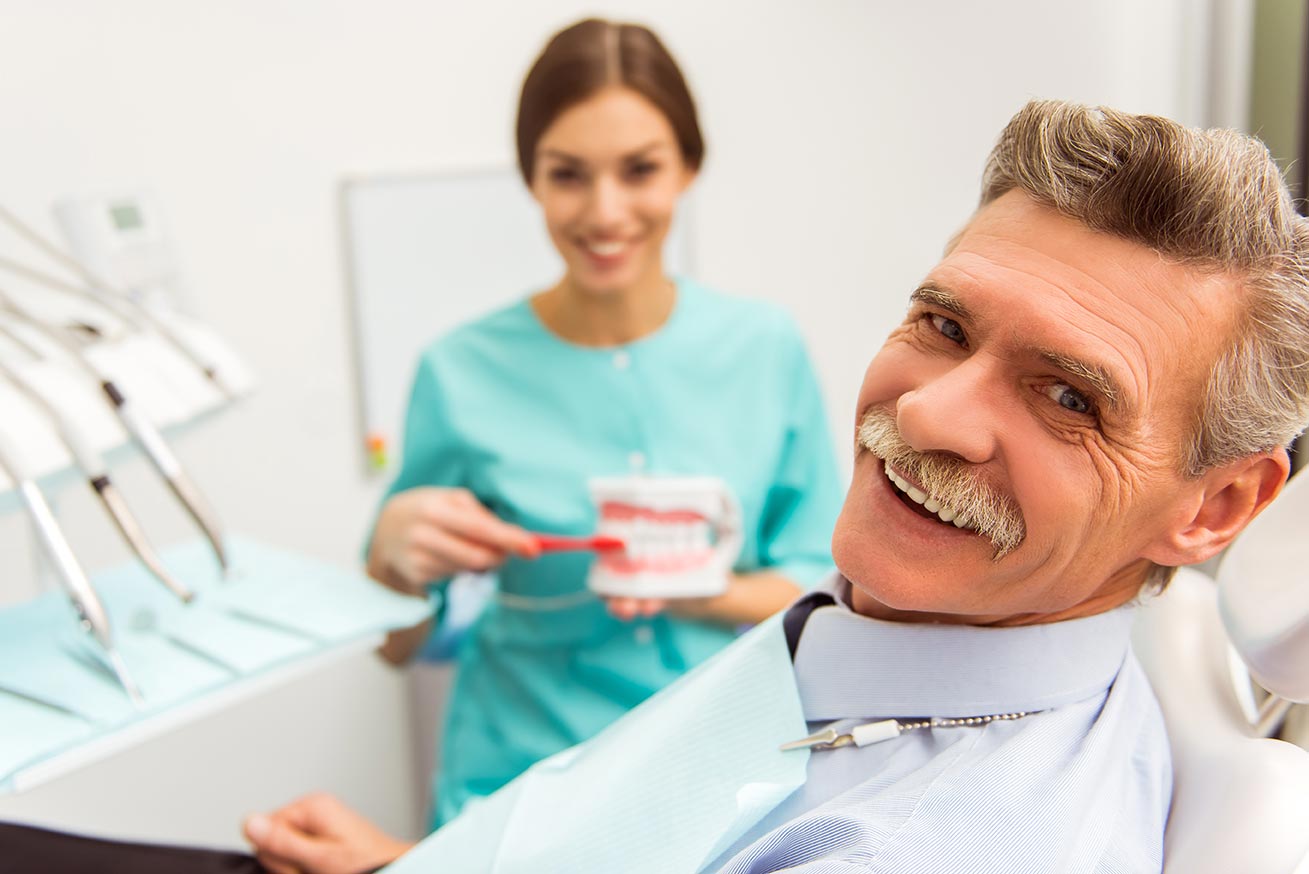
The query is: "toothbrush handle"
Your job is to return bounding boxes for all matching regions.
[531,534,626,553]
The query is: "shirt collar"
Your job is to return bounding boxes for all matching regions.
[788,575,1135,720]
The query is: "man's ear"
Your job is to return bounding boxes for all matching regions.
[1144,450,1290,567]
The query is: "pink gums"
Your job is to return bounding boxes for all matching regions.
[596,501,715,575]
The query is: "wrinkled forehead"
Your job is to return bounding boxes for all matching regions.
[930,194,1244,421]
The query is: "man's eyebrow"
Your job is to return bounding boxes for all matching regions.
[910,284,1127,414]
[909,285,971,319]
[1039,350,1125,412]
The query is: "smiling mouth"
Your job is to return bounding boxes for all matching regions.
[581,239,631,258]
[882,461,979,534]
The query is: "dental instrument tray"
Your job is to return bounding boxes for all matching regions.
[0,536,433,793]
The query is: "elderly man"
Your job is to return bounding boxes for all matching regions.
[7,99,1308,872]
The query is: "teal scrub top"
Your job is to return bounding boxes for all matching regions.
[378,278,843,828]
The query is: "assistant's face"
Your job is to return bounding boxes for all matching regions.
[529,86,694,297]
[833,191,1243,625]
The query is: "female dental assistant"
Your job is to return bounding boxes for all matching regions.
[365,18,843,829]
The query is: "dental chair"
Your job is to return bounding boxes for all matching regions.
[1132,470,1309,873]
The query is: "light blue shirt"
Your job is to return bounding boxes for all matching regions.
[707,580,1173,872]
[377,278,844,827]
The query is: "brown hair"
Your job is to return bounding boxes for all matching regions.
[515,18,705,185]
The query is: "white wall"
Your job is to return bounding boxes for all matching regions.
[0,0,1211,845]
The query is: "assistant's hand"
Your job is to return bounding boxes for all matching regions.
[243,793,414,874]
[605,572,804,626]
[604,595,669,622]
[367,486,539,595]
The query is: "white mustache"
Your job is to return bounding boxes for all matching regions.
[857,407,1026,558]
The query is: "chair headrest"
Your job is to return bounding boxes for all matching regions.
[1217,467,1309,704]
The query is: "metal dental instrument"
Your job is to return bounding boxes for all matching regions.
[0,430,145,707]
[0,290,230,574]
[0,203,238,400]
[0,345,194,602]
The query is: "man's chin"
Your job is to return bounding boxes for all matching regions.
[833,526,1020,619]
[833,534,941,614]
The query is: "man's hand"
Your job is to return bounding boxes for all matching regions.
[243,793,414,874]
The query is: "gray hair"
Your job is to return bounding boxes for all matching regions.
[980,100,1309,479]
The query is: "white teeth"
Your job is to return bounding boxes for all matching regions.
[884,463,971,531]
[587,241,625,256]
[604,518,709,559]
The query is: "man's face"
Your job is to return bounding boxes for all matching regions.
[833,191,1243,624]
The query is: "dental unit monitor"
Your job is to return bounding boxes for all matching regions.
[54,192,181,307]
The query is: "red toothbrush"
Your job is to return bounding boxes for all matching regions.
[530,534,626,553]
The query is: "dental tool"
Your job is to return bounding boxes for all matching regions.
[0,203,238,400]
[0,429,144,707]
[0,288,230,574]
[0,343,194,603]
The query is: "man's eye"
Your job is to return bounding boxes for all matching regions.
[1044,383,1095,416]
[930,314,967,346]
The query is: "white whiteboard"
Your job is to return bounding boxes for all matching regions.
[339,167,695,475]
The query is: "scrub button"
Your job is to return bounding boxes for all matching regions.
[634,625,654,645]
[613,351,630,369]
[628,451,646,472]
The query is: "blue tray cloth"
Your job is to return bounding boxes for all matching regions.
[0,535,434,791]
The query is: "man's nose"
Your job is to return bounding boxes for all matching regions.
[895,357,1002,464]
[584,174,629,229]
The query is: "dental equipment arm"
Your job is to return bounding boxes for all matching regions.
[0,290,229,573]
[0,203,237,399]
[0,349,193,602]
[0,429,144,707]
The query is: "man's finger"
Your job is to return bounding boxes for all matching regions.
[295,792,358,835]
[253,851,303,874]
[244,814,327,872]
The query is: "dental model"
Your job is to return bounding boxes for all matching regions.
[585,476,742,599]
[592,502,717,574]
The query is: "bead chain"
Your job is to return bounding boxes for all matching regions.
[812,711,1035,751]
[897,711,1032,732]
